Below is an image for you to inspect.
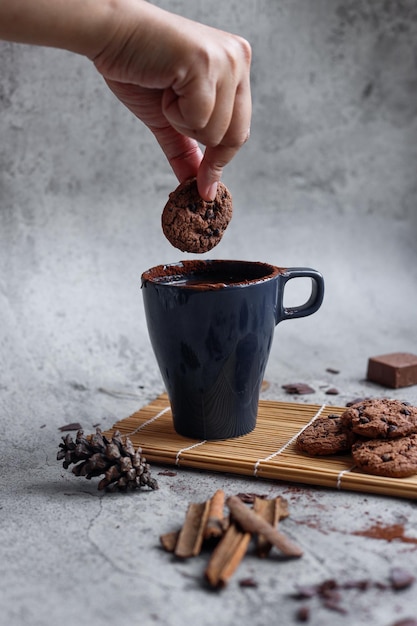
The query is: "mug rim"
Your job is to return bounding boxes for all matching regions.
[141,259,285,289]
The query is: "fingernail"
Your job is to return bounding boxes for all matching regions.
[206,182,218,201]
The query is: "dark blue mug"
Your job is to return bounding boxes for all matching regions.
[141,260,324,440]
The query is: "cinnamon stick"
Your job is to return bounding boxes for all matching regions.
[226,495,303,557]
[160,530,180,553]
[204,489,226,540]
[174,500,210,558]
[253,496,289,558]
[204,520,251,588]
[160,491,227,556]
[205,495,294,587]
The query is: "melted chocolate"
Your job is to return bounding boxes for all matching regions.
[142,259,283,290]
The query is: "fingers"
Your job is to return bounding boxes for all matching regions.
[163,35,252,200]
[197,75,252,200]
[152,125,204,183]
[103,79,204,183]
[163,35,252,144]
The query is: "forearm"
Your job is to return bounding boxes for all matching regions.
[0,0,252,198]
[0,0,133,58]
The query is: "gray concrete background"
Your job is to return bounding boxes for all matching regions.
[1,1,417,625]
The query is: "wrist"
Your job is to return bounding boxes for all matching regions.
[92,0,177,76]
[49,0,128,59]
[0,0,133,59]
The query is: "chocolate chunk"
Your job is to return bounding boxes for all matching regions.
[58,422,83,431]
[282,383,315,395]
[390,567,415,590]
[367,352,417,389]
[295,606,311,622]
[236,492,267,504]
[238,577,258,588]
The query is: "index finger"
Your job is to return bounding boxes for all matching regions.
[196,79,252,200]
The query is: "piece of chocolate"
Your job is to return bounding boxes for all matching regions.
[389,567,415,590]
[282,383,315,395]
[295,606,311,622]
[346,397,371,407]
[367,352,417,389]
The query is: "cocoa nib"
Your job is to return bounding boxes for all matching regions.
[390,567,415,590]
[295,606,310,622]
[58,422,83,431]
[346,397,371,407]
[238,577,258,588]
[282,383,315,395]
[236,492,268,504]
[292,571,415,619]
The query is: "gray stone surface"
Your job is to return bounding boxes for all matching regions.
[1,1,417,625]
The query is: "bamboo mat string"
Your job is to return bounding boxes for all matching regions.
[336,464,357,490]
[253,403,327,477]
[175,440,207,466]
[124,405,171,437]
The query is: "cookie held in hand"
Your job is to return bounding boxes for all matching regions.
[161,178,233,253]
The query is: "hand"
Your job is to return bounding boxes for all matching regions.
[0,0,251,200]
[93,1,252,200]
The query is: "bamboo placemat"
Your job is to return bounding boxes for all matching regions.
[105,393,417,500]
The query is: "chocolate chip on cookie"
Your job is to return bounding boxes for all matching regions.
[296,415,356,456]
[340,398,417,439]
[161,178,233,253]
[352,435,417,478]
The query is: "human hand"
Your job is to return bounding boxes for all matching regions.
[93,0,252,200]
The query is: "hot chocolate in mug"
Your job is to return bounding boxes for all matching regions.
[141,259,324,440]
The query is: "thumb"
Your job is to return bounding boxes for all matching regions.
[151,126,204,184]
[196,144,237,200]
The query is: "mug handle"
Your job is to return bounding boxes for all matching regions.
[276,268,325,323]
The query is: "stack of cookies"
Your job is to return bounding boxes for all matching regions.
[296,399,417,478]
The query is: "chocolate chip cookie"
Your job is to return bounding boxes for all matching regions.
[296,415,356,456]
[340,398,417,439]
[161,178,233,253]
[352,435,417,478]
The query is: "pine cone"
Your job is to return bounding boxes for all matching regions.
[57,428,158,492]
